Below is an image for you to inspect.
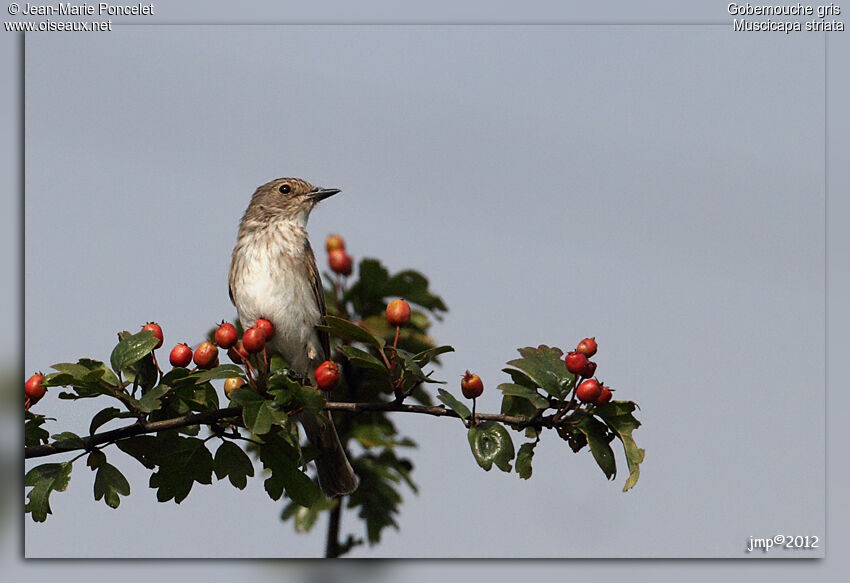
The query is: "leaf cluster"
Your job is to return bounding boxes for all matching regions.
[24,254,645,557]
[437,344,644,490]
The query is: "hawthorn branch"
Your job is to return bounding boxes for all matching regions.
[324,400,559,427]
[25,400,575,460]
[25,407,242,459]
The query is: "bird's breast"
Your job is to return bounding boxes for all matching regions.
[230,223,323,371]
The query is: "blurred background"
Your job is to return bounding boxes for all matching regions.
[4,0,848,581]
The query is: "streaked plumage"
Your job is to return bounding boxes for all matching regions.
[228,177,357,496]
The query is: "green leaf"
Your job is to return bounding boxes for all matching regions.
[506,345,575,400]
[148,435,214,503]
[51,360,118,385]
[351,423,417,450]
[50,432,85,450]
[502,367,540,389]
[596,401,645,491]
[408,384,434,407]
[115,435,159,469]
[282,496,335,533]
[89,407,135,435]
[577,415,616,480]
[319,315,385,350]
[498,383,549,410]
[557,424,588,453]
[339,345,389,373]
[160,367,195,387]
[467,422,515,472]
[41,372,75,388]
[183,384,220,413]
[242,401,287,436]
[259,433,320,508]
[25,462,72,522]
[436,388,471,419]
[93,463,130,508]
[516,441,537,480]
[25,411,50,446]
[226,386,264,405]
[51,362,94,379]
[46,362,116,400]
[344,258,390,316]
[399,351,445,385]
[267,375,326,414]
[87,449,107,469]
[289,384,327,414]
[500,395,539,421]
[78,358,120,386]
[384,270,448,314]
[412,345,454,366]
[136,384,170,413]
[268,354,289,373]
[192,364,246,384]
[348,451,416,545]
[214,441,255,489]
[131,353,159,394]
[110,330,160,373]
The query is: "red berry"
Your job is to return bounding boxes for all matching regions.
[315,360,340,391]
[386,299,411,327]
[461,370,484,399]
[242,326,266,353]
[227,340,249,364]
[25,373,46,402]
[326,234,345,253]
[581,360,597,378]
[576,337,598,357]
[328,249,353,276]
[575,379,602,403]
[223,377,245,397]
[564,351,588,374]
[214,322,238,349]
[255,318,275,340]
[595,385,613,405]
[141,322,164,349]
[169,343,193,368]
[193,341,219,369]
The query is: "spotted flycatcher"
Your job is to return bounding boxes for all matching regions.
[229,177,358,497]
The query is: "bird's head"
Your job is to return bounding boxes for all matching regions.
[247,177,340,226]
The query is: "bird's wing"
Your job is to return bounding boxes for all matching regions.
[305,240,331,359]
[227,258,236,306]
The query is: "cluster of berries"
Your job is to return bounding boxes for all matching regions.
[326,234,353,276]
[564,337,612,405]
[165,319,273,373]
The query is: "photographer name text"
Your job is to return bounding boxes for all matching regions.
[17,2,153,16]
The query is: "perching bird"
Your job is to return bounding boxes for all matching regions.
[228,177,358,497]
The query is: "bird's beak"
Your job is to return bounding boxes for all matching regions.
[309,187,341,202]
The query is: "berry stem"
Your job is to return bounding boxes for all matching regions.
[392,325,400,349]
[242,357,259,390]
[151,352,163,385]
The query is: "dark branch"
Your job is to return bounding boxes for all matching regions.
[324,400,558,427]
[25,407,242,459]
[25,400,570,460]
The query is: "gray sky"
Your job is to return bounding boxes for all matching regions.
[6,0,849,580]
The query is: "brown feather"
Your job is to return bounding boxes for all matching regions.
[305,239,330,360]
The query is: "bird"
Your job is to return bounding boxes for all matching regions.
[228,177,358,497]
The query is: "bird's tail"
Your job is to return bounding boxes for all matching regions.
[298,410,359,497]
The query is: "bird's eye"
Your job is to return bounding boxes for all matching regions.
[278,183,291,194]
